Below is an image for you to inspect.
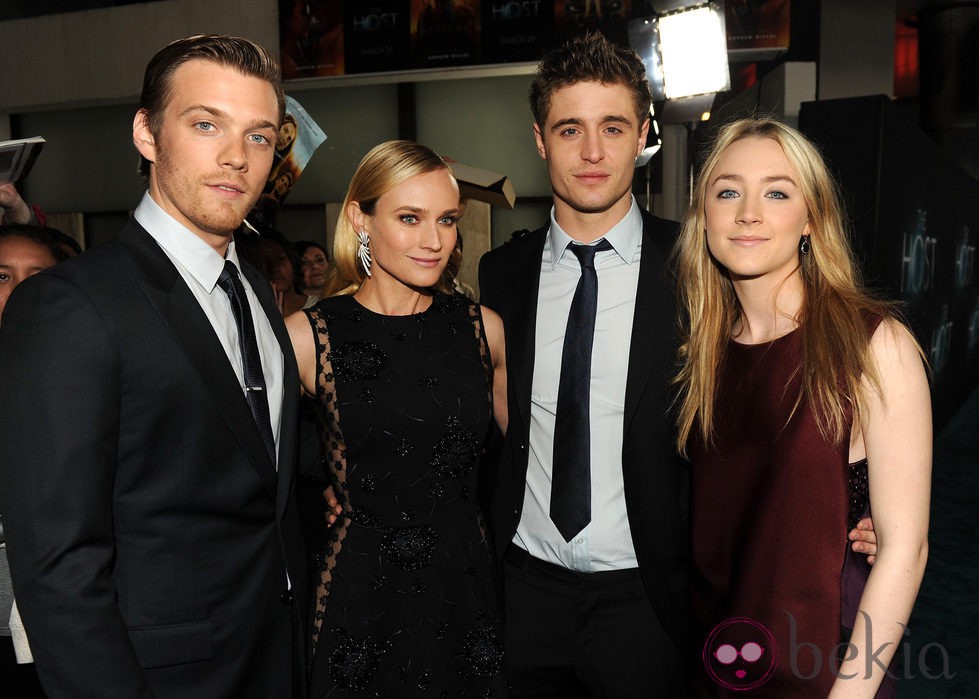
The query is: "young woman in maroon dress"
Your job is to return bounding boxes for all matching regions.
[673,118,931,697]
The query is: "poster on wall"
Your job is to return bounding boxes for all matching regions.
[554,0,635,47]
[481,1,555,63]
[280,0,345,78]
[345,1,411,74]
[725,0,790,59]
[411,0,482,68]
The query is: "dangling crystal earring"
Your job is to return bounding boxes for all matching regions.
[799,235,811,255]
[357,228,372,277]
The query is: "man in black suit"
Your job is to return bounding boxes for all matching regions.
[478,32,688,695]
[0,35,306,698]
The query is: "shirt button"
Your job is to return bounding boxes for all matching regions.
[280,590,293,605]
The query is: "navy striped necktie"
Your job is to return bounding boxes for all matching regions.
[217,260,276,465]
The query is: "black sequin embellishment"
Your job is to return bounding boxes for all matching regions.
[432,293,466,314]
[460,486,471,500]
[328,627,391,691]
[420,376,439,387]
[329,341,386,382]
[361,474,376,492]
[347,508,382,528]
[417,669,431,690]
[394,437,414,457]
[847,458,870,531]
[391,331,407,341]
[401,509,415,522]
[371,573,389,591]
[431,417,480,480]
[380,525,437,571]
[349,307,363,323]
[436,622,449,640]
[460,612,504,679]
[360,388,375,403]
[410,576,428,595]
[427,482,444,500]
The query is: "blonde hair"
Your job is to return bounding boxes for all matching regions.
[323,140,460,297]
[674,117,913,456]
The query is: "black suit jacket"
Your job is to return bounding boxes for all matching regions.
[478,208,688,650]
[0,220,307,698]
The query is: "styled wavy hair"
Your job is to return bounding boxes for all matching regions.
[137,34,285,179]
[673,117,917,456]
[324,140,460,297]
[529,30,652,127]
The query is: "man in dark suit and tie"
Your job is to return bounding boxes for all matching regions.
[0,35,307,698]
[478,32,688,695]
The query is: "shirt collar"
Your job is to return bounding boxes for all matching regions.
[546,197,643,270]
[134,191,242,292]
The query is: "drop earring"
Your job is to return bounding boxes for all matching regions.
[799,235,811,255]
[357,228,372,277]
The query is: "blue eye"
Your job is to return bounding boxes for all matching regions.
[717,189,739,199]
[767,190,788,199]
[248,133,271,145]
[400,214,419,225]
[438,216,457,226]
[195,121,215,132]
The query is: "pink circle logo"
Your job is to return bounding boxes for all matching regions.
[702,617,778,691]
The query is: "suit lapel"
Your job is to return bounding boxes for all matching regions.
[509,230,547,440]
[623,211,677,432]
[119,221,277,495]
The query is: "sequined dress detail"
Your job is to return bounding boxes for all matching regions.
[304,292,507,697]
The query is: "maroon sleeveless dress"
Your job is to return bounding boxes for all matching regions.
[690,322,896,697]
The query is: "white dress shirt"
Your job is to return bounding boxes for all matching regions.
[134,192,285,467]
[514,198,643,571]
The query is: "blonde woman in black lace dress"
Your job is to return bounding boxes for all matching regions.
[285,140,509,697]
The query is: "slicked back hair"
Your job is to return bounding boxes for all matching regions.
[137,34,285,179]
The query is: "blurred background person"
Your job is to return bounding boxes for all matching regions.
[1,222,67,697]
[0,224,66,326]
[295,240,330,301]
[0,183,46,228]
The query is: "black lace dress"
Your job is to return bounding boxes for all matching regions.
[303,292,507,698]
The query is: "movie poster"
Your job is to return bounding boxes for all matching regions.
[345,1,411,74]
[280,0,345,78]
[481,1,554,63]
[255,96,328,218]
[725,0,791,55]
[553,0,634,47]
[411,0,482,68]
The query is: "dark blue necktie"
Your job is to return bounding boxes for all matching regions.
[217,260,276,465]
[550,238,612,542]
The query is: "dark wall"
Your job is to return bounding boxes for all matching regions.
[800,95,979,429]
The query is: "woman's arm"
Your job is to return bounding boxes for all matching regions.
[830,318,931,697]
[481,305,508,434]
[284,310,317,396]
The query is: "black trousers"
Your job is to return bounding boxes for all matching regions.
[503,545,686,698]
[0,636,46,698]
